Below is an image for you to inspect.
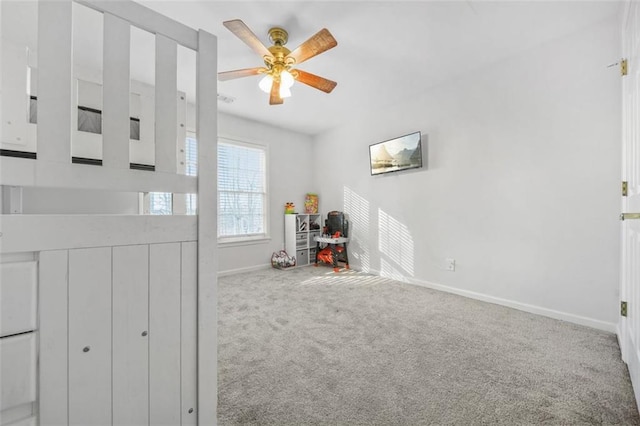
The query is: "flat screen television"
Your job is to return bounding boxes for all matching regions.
[369,131,422,175]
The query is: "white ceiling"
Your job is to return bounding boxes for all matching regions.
[2,1,622,136]
[139,0,621,136]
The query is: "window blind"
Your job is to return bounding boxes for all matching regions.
[218,140,267,238]
[185,135,198,215]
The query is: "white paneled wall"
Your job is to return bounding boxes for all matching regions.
[68,247,112,425]
[180,241,198,425]
[112,245,149,425]
[38,242,197,425]
[38,250,69,424]
[149,243,183,424]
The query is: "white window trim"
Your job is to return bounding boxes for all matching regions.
[218,236,272,248]
[217,135,270,244]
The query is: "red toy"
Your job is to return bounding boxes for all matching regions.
[315,230,348,272]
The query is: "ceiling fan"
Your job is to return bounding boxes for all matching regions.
[218,19,338,105]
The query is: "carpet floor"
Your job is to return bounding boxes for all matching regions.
[218,266,639,425]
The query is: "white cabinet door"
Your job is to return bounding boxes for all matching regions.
[181,241,198,424]
[39,250,69,425]
[68,247,112,425]
[113,245,149,425]
[149,243,182,425]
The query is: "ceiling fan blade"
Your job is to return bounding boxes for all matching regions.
[223,19,271,58]
[218,67,264,81]
[270,79,283,105]
[295,70,337,93]
[287,28,337,65]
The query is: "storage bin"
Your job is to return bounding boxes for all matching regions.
[308,232,320,247]
[296,249,309,266]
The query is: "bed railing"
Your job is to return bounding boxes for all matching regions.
[0,0,218,424]
[1,0,201,194]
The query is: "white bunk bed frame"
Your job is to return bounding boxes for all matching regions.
[0,1,217,424]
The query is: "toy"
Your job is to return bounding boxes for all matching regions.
[304,193,318,213]
[271,250,296,269]
[284,202,295,214]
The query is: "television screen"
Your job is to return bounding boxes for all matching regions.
[369,131,422,175]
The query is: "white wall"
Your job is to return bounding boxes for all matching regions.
[312,17,621,330]
[189,110,315,275]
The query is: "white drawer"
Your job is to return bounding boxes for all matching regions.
[0,333,37,411]
[1,262,37,337]
[3,414,37,426]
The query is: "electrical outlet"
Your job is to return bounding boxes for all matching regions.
[446,258,455,271]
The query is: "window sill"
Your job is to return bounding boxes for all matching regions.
[218,236,271,248]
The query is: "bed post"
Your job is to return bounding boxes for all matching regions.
[196,29,218,425]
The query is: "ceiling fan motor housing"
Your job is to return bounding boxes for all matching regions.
[265,28,293,78]
[268,27,288,46]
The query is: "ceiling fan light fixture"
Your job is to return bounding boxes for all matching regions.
[280,86,292,98]
[280,70,294,89]
[258,74,273,93]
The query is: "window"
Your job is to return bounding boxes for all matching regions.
[185,134,198,176]
[185,134,198,215]
[147,132,198,215]
[145,135,269,239]
[149,192,172,215]
[77,106,103,135]
[218,139,267,240]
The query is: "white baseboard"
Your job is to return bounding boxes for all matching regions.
[218,263,271,277]
[366,268,616,333]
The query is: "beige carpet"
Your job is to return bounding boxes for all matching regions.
[218,266,639,425]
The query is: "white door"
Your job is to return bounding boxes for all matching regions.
[620,0,640,410]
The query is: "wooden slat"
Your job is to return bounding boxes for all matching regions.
[68,247,112,425]
[181,241,198,424]
[1,41,29,148]
[0,156,197,194]
[113,245,149,425]
[149,243,182,424]
[76,0,198,50]
[39,250,69,425]
[155,34,178,173]
[6,186,23,214]
[102,13,131,169]
[0,215,196,254]
[177,91,187,175]
[37,0,73,163]
[196,28,218,425]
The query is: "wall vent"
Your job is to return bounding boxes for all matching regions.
[217,93,235,104]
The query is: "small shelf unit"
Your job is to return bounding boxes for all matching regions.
[284,213,322,267]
